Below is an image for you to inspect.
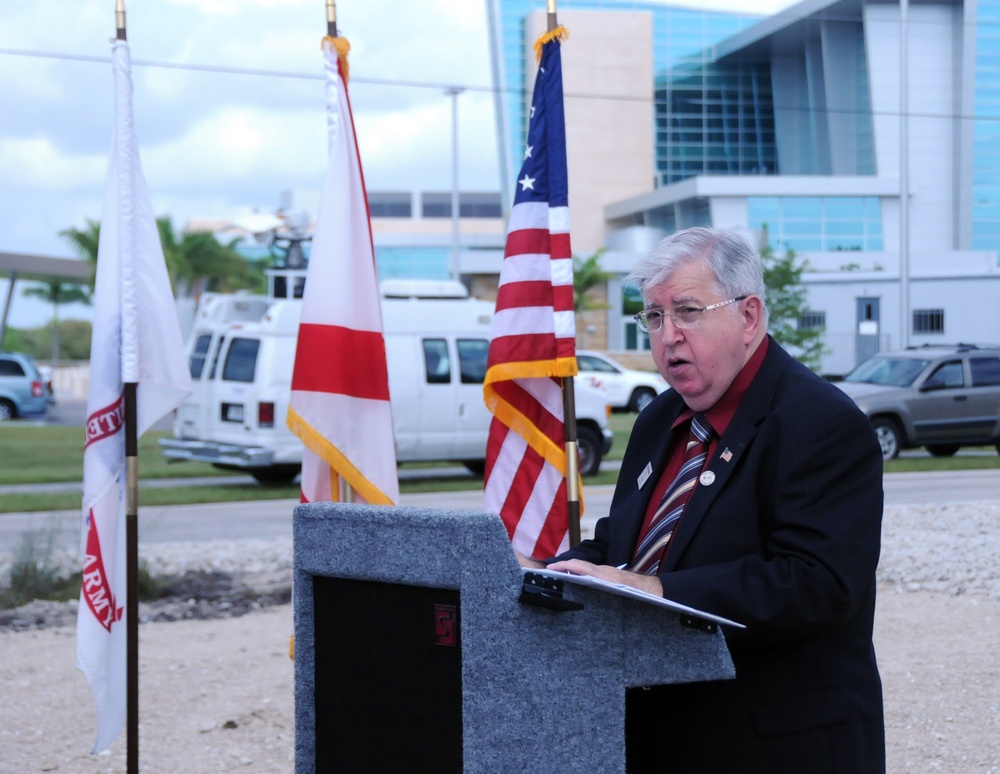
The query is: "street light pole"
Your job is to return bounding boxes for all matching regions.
[899,0,910,349]
[445,86,464,281]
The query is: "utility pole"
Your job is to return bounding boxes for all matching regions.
[446,86,464,281]
[899,0,910,349]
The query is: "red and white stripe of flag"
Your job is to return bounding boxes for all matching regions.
[484,201,577,559]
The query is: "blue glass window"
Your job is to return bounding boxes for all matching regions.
[374,247,451,280]
[973,0,1000,258]
[748,197,883,252]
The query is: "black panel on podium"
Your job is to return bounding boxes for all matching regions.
[312,576,461,772]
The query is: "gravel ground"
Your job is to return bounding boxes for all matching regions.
[1,502,999,772]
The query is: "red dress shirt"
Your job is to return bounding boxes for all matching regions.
[631,337,770,560]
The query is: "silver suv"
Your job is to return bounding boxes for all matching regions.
[835,344,1000,460]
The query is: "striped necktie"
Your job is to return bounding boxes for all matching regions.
[630,413,713,575]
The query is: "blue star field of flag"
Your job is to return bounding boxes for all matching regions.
[513,40,568,209]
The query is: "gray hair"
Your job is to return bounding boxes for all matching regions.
[624,227,768,326]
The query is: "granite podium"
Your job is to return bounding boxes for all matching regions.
[293,502,735,773]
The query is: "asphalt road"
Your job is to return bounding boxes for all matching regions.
[3,469,1000,561]
[36,398,173,432]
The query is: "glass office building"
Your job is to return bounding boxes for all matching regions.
[488,0,1000,373]
[487,0,761,196]
[488,0,883,251]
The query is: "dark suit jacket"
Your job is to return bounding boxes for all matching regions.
[557,339,886,773]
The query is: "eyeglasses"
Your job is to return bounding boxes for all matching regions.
[634,296,747,333]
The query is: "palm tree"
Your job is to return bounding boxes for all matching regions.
[573,248,612,349]
[157,217,264,300]
[21,280,91,366]
[60,216,264,303]
[573,248,611,313]
[59,219,101,284]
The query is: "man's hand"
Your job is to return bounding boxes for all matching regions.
[514,550,546,570]
[546,558,663,597]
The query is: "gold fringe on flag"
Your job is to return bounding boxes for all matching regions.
[321,35,351,83]
[287,405,394,505]
[533,25,568,63]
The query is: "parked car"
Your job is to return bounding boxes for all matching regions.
[0,352,50,420]
[835,343,1000,460]
[576,350,669,412]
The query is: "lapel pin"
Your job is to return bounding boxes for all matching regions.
[721,448,733,462]
[699,470,716,486]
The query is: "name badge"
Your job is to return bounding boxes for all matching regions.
[637,462,653,490]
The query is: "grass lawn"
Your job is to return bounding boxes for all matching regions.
[0,426,241,485]
[1,415,996,513]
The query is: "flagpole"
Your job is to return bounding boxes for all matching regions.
[326,0,354,503]
[114,3,140,771]
[124,387,139,774]
[327,0,348,507]
[547,0,558,34]
[326,0,353,505]
[563,375,581,546]
[116,0,126,40]
[545,0,581,547]
[326,0,337,37]
[326,0,354,510]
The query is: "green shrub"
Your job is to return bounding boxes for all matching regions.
[1,529,68,607]
[0,528,161,608]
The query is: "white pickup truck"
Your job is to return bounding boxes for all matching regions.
[159,272,613,482]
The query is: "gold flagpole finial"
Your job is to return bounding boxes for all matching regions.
[321,0,348,82]
[326,0,337,38]
[116,0,127,40]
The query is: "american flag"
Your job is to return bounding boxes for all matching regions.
[484,31,577,559]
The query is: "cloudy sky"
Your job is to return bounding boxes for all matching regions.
[0,0,797,328]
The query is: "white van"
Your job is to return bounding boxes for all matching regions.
[160,272,613,482]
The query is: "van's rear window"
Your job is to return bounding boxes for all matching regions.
[190,334,212,379]
[222,338,260,383]
[458,338,489,384]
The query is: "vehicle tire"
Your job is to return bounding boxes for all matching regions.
[0,400,14,421]
[925,444,960,458]
[463,460,486,476]
[250,465,301,485]
[576,426,603,477]
[871,417,902,461]
[629,388,657,413]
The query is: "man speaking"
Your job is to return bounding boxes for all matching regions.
[521,227,885,773]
